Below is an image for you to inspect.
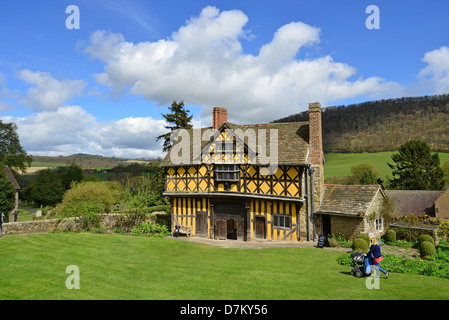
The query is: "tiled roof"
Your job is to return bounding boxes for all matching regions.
[3,165,21,190]
[160,121,310,166]
[384,190,444,216]
[317,184,383,216]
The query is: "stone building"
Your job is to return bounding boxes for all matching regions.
[3,165,21,221]
[315,184,387,240]
[435,188,449,219]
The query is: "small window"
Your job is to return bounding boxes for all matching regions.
[215,164,240,182]
[216,142,235,153]
[375,217,383,232]
[273,214,291,229]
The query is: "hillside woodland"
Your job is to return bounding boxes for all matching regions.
[273,94,449,153]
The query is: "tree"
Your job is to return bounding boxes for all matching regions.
[156,101,193,152]
[351,163,379,185]
[388,140,446,190]
[0,164,16,217]
[442,160,449,183]
[0,120,32,172]
[59,162,84,190]
[31,169,65,207]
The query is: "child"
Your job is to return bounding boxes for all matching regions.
[174,222,180,238]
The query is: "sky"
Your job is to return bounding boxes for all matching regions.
[1,0,449,159]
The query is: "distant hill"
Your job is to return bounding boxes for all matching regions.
[31,153,158,169]
[273,94,449,153]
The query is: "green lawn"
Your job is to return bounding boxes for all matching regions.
[324,152,449,179]
[0,233,448,300]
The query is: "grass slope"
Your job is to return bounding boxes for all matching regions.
[0,233,448,300]
[324,152,449,179]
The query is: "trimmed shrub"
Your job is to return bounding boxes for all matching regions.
[328,237,339,247]
[384,229,397,244]
[58,181,123,217]
[352,238,369,252]
[357,233,371,246]
[437,220,449,240]
[420,241,436,258]
[418,234,435,246]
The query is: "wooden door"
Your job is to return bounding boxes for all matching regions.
[215,219,227,240]
[196,211,207,236]
[255,217,266,239]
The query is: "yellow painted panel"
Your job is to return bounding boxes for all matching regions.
[188,180,197,191]
[267,205,272,241]
[199,165,207,176]
[287,184,299,196]
[247,165,257,176]
[275,167,283,179]
[167,180,175,192]
[178,180,186,191]
[260,181,270,195]
[199,180,208,192]
[217,183,224,191]
[230,184,237,192]
[273,183,284,196]
[188,166,196,176]
[178,167,185,175]
[167,168,175,176]
[287,167,298,180]
[247,181,256,193]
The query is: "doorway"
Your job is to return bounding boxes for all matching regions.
[196,211,208,237]
[214,202,247,241]
[322,214,331,237]
[255,217,266,240]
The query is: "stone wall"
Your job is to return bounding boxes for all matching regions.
[2,212,170,236]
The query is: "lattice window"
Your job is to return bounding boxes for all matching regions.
[273,214,291,229]
[214,164,240,182]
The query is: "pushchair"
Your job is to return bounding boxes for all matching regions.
[350,251,367,278]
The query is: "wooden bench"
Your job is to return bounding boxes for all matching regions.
[173,225,192,237]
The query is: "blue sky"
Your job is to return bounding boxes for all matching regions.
[1,0,448,158]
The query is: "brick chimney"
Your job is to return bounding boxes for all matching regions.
[213,106,227,130]
[309,102,323,167]
[309,102,324,208]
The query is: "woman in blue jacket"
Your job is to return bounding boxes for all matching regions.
[365,238,389,278]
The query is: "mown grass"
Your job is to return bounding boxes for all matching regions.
[324,152,449,179]
[0,233,448,300]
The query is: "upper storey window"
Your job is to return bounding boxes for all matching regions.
[214,164,240,182]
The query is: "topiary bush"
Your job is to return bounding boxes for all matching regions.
[384,229,397,244]
[352,238,369,253]
[357,233,371,247]
[418,234,435,246]
[420,240,436,258]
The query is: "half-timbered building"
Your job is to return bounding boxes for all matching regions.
[161,103,325,242]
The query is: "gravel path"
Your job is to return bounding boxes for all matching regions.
[172,236,421,259]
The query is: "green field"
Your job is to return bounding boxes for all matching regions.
[324,152,449,179]
[0,233,448,300]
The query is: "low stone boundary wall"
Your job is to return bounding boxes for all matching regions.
[389,223,440,243]
[2,212,170,236]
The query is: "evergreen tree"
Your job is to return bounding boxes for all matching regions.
[60,162,84,190]
[156,101,193,152]
[0,120,32,172]
[388,140,446,190]
[351,163,379,185]
[31,169,65,207]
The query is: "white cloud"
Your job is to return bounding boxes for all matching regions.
[1,106,167,158]
[84,5,403,123]
[18,69,87,111]
[419,46,449,94]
